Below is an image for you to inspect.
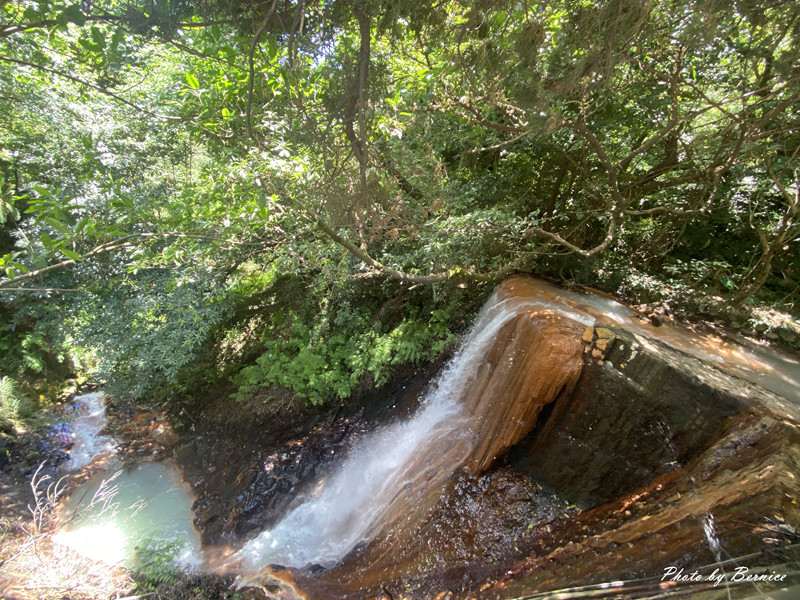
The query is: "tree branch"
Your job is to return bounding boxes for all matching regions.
[0,14,123,38]
[535,119,625,258]
[0,14,233,39]
[314,216,525,284]
[343,7,372,191]
[0,287,81,293]
[0,232,246,289]
[531,222,615,258]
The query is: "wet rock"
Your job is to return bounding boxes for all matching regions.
[510,328,749,505]
[175,361,440,547]
[184,277,800,599]
[459,309,583,473]
[594,327,615,340]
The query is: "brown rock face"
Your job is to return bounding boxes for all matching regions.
[296,289,586,594]
[460,310,583,474]
[242,280,587,594]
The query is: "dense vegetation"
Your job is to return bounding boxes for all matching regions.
[1,0,799,413]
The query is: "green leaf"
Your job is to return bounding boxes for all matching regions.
[184,73,200,90]
[58,4,86,26]
[90,26,105,49]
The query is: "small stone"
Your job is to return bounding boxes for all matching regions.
[595,339,609,351]
[582,326,594,343]
[591,348,603,359]
[595,327,615,340]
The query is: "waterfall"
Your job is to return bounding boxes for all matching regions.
[65,391,116,470]
[226,275,800,593]
[235,291,576,571]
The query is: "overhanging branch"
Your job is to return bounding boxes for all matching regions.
[246,0,279,140]
[0,232,253,289]
[314,216,528,284]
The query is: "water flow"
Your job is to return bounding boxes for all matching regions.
[57,391,202,570]
[236,294,543,571]
[702,512,723,562]
[510,278,800,403]
[65,391,116,470]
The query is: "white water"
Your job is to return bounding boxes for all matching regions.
[65,391,116,470]
[702,512,723,562]
[237,293,544,570]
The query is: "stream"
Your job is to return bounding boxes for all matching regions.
[55,392,202,571]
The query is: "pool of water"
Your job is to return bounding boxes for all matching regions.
[55,460,202,570]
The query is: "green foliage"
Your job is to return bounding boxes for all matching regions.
[1,0,799,410]
[0,376,34,426]
[72,269,236,402]
[132,538,182,591]
[235,301,458,405]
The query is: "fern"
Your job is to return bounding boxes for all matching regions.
[234,305,460,405]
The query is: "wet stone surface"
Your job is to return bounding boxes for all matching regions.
[179,408,387,544]
[174,362,439,548]
[228,414,372,540]
[407,467,577,567]
[160,278,800,599]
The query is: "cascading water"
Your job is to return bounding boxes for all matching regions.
[235,292,580,571]
[65,391,116,470]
